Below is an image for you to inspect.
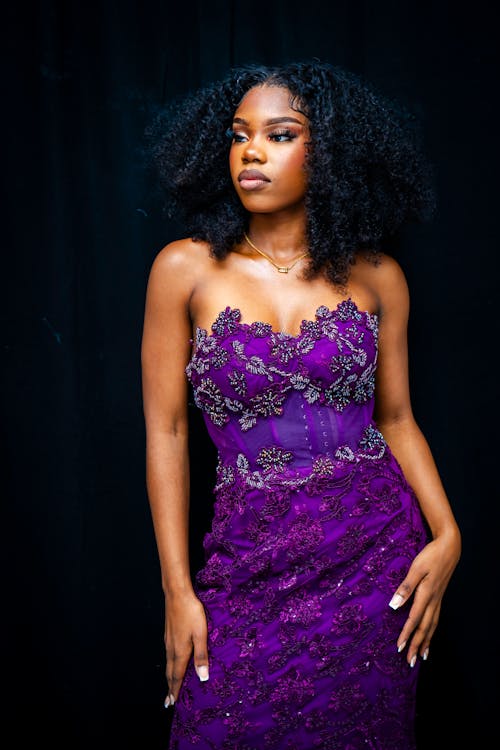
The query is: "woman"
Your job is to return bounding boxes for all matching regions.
[141,61,461,749]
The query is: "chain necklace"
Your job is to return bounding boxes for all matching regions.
[243,233,309,274]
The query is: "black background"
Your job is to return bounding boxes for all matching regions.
[2,2,496,747]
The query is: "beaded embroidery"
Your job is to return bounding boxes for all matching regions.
[186,299,379,430]
[169,297,425,750]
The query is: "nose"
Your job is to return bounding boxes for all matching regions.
[242,136,266,163]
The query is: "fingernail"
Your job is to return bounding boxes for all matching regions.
[196,665,209,682]
[389,593,404,610]
[422,648,429,661]
[397,640,407,653]
[169,693,175,705]
[164,696,171,708]
[410,655,417,668]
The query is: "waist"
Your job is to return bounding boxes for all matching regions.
[205,392,377,466]
[214,422,387,495]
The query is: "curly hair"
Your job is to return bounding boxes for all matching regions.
[146,60,436,286]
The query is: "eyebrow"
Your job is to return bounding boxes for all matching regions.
[232,116,305,126]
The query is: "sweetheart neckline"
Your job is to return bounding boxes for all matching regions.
[193,297,378,342]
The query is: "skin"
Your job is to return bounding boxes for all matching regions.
[141,85,462,707]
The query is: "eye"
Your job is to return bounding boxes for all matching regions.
[269,129,297,142]
[226,128,247,143]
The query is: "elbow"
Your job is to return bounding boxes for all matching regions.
[143,407,190,441]
[374,408,415,433]
[147,420,189,440]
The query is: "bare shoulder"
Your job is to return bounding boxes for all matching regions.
[352,251,410,316]
[146,237,213,302]
[143,238,215,356]
[149,237,212,280]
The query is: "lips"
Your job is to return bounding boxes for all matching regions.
[238,169,270,191]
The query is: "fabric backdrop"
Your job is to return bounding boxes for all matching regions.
[2,2,496,747]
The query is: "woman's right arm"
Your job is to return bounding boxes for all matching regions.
[141,241,209,707]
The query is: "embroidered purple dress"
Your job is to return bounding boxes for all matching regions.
[169,299,428,750]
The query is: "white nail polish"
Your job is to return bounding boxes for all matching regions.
[410,655,417,668]
[397,641,407,653]
[423,648,429,661]
[389,593,404,610]
[169,693,175,705]
[196,665,209,681]
[164,696,171,708]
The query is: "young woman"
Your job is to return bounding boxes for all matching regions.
[141,61,461,749]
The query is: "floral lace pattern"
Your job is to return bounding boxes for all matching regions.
[169,299,427,749]
[186,300,379,431]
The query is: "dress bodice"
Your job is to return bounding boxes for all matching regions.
[186,299,385,480]
[174,298,426,750]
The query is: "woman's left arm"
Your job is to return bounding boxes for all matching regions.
[371,254,462,666]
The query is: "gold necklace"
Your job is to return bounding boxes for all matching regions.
[244,232,309,274]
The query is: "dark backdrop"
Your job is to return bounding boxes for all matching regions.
[2,2,496,748]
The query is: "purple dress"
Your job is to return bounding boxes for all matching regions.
[169,299,428,749]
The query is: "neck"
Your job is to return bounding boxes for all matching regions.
[243,233,308,273]
[246,215,307,260]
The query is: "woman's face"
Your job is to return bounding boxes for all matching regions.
[228,85,310,214]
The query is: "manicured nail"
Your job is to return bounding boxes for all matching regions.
[397,640,407,653]
[389,593,404,610]
[169,693,175,705]
[422,648,429,661]
[196,665,209,681]
[164,696,171,708]
[410,655,417,668]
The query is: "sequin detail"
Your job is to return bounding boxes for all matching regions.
[186,300,379,431]
[169,298,427,750]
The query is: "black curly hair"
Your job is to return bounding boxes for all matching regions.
[146,60,436,286]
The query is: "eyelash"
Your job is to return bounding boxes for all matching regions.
[226,128,298,143]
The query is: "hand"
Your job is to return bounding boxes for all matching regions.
[163,591,209,707]
[388,529,461,666]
